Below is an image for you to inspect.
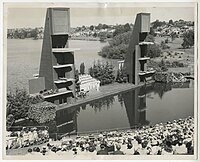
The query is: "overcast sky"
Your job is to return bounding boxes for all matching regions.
[7,6,194,28]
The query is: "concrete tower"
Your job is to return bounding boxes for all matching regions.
[29,8,78,105]
[124,13,155,85]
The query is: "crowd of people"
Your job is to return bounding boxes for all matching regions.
[6,127,49,150]
[23,116,194,156]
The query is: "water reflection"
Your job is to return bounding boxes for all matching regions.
[49,81,193,138]
[89,96,115,113]
[152,82,191,99]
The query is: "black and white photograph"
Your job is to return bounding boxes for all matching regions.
[2,1,199,160]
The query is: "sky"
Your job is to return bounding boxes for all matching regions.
[6,5,195,28]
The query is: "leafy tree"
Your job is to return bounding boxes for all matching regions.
[113,25,125,37]
[89,25,94,31]
[100,32,157,59]
[152,20,166,29]
[106,32,113,38]
[169,19,174,25]
[98,32,107,42]
[75,27,82,32]
[181,30,194,49]
[30,28,38,39]
[28,101,57,124]
[96,23,103,30]
[81,25,86,31]
[75,69,80,92]
[144,34,159,58]
[6,114,15,129]
[146,44,161,58]
[161,41,170,49]
[99,31,131,59]
[145,34,155,42]
[80,62,85,75]
[89,61,115,85]
[158,59,168,72]
[124,23,131,32]
[112,23,131,37]
[171,32,177,41]
[7,88,44,121]
[102,24,109,29]
[149,27,156,36]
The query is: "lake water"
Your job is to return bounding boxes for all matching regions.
[8,39,194,137]
[54,82,194,135]
[7,39,119,91]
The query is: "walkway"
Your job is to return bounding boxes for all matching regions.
[57,83,144,111]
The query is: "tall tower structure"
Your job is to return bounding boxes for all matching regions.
[28,8,79,104]
[124,13,155,85]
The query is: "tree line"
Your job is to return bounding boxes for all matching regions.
[7,28,43,39]
[99,28,194,60]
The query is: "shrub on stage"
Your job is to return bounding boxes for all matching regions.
[89,61,115,85]
[28,101,57,124]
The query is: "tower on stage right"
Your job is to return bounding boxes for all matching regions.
[124,13,155,85]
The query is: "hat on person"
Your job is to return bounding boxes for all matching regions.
[51,146,57,153]
[36,147,40,152]
[33,147,37,152]
[28,148,32,153]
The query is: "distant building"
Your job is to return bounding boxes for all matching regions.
[79,74,100,92]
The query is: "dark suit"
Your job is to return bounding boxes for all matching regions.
[97,149,109,155]
[113,150,125,155]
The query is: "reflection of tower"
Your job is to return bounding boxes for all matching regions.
[124,13,155,85]
[55,106,78,136]
[137,86,149,125]
[29,8,79,104]
[122,86,149,128]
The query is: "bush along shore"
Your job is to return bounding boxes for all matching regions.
[6,88,57,130]
[154,72,191,83]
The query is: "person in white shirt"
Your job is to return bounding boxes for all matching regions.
[23,130,29,146]
[33,130,38,144]
[174,141,187,154]
[137,141,149,155]
[28,130,34,145]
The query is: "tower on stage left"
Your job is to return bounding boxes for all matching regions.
[29,8,78,104]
